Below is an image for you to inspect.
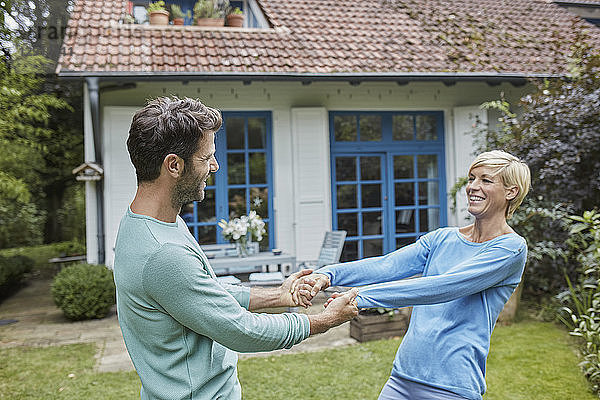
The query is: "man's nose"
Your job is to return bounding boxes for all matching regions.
[210,158,219,173]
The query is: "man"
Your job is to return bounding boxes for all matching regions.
[113,96,358,400]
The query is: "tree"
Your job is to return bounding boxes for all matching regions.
[471,43,600,297]
[1,0,85,245]
[0,51,78,248]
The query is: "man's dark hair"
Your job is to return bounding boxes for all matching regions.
[127,96,222,183]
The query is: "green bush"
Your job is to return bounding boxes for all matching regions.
[0,241,87,278]
[51,263,115,321]
[558,210,600,393]
[0,254,34,300]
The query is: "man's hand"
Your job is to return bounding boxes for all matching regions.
[279,269,316,308]
[290,273,331,306]
[249,269,315,310]
[308,288,359,335]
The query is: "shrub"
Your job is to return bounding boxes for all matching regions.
[51,263,115,321]
[0,240,87,278]
[0,254,34,300]
[464,45,600,298]
[558,210,600,393]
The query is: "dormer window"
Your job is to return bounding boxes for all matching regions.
[126,0,269,28]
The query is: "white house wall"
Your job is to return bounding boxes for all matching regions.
[97,81,528,264]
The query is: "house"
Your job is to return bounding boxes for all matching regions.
[57,0,600,267]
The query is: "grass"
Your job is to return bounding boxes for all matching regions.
[0,344,139,400]
[0,321,594,399]
[0,241,84,278]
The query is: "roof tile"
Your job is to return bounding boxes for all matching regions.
[58,0,600,75]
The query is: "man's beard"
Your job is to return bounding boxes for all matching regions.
[171,166,206,210]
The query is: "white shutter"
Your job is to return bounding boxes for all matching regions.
[291,108,332,261]
[103,107,139,267]
[450,106,487,225]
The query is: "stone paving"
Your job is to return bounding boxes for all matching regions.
[0,278,356,372]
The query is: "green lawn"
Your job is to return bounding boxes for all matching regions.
[0,321,594,399]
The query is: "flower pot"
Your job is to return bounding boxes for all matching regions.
[149,10,169,25]
[226,14,243,27]
[349,308,412,342]
[172,18,185,25]
[196,18,225,27]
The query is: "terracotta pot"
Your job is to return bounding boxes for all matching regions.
[195,18,225,27]
[149,10,169,25]
[172,18,185,26]
[226,14,243,27]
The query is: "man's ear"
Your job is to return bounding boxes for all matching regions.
[163,154,184,178]
[506,186,519,201]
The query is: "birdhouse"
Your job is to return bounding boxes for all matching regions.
[72,162,104,181]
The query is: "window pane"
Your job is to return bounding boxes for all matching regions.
[416,115,438,140]
[394,155,414,179]
[362,212,382,235]
[249,152,266,184]
[393,115,414,141]
[334,115,357,142]
[417,155,438,178]
[228,188,246,218]
[361,184,381,208]
[228,153,246,184]
[395,182,415,206]
[360,156,381,181]
[395,209,415,233]
[249,187,268,217]
[359,115,382,141]
[248,117,266,149]
[420,208,440,232]
[396,236,416,249]
[336,157,356,181]
[198,225,217,245]
[338,212,358,236]
[419,181,439,205]
[197,189,216,222]
[205,174,215,186]
[226,117,245,149]
[363,239,383,258]
[337,184,357,209]
[340,240,358,262]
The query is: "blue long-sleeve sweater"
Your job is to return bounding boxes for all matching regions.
[319,227,527,400]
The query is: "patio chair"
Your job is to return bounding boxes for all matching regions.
[248,230,347,287]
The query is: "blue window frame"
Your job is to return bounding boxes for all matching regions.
[330,111,447,262]
[181,112,274,250]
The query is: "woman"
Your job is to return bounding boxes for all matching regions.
[293,150,530,400]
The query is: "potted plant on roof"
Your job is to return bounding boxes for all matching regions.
[226,6,244,27]
[147,1,169,25]
[170,4,191,26]
[193,0,226,27]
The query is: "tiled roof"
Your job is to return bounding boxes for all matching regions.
[57,0,600,76]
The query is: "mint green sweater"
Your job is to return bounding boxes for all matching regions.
[113,209,310,400]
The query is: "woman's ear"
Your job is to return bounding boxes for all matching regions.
[163,154,184,178]
[505,186,519,201]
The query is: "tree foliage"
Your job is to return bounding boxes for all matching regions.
[472,44,600,297]
[0,0,85,247]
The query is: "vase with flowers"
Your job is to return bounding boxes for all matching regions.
[218,211,266,257]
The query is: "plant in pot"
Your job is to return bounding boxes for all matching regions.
[226,6,244,28]
[147,1,169,25]
[193,0,226,27]
[170,4,191,26]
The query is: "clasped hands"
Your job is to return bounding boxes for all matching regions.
[283,270,355,309]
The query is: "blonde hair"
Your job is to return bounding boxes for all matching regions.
[468,150,531,218]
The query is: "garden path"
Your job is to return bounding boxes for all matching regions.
[0,278,356,372]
